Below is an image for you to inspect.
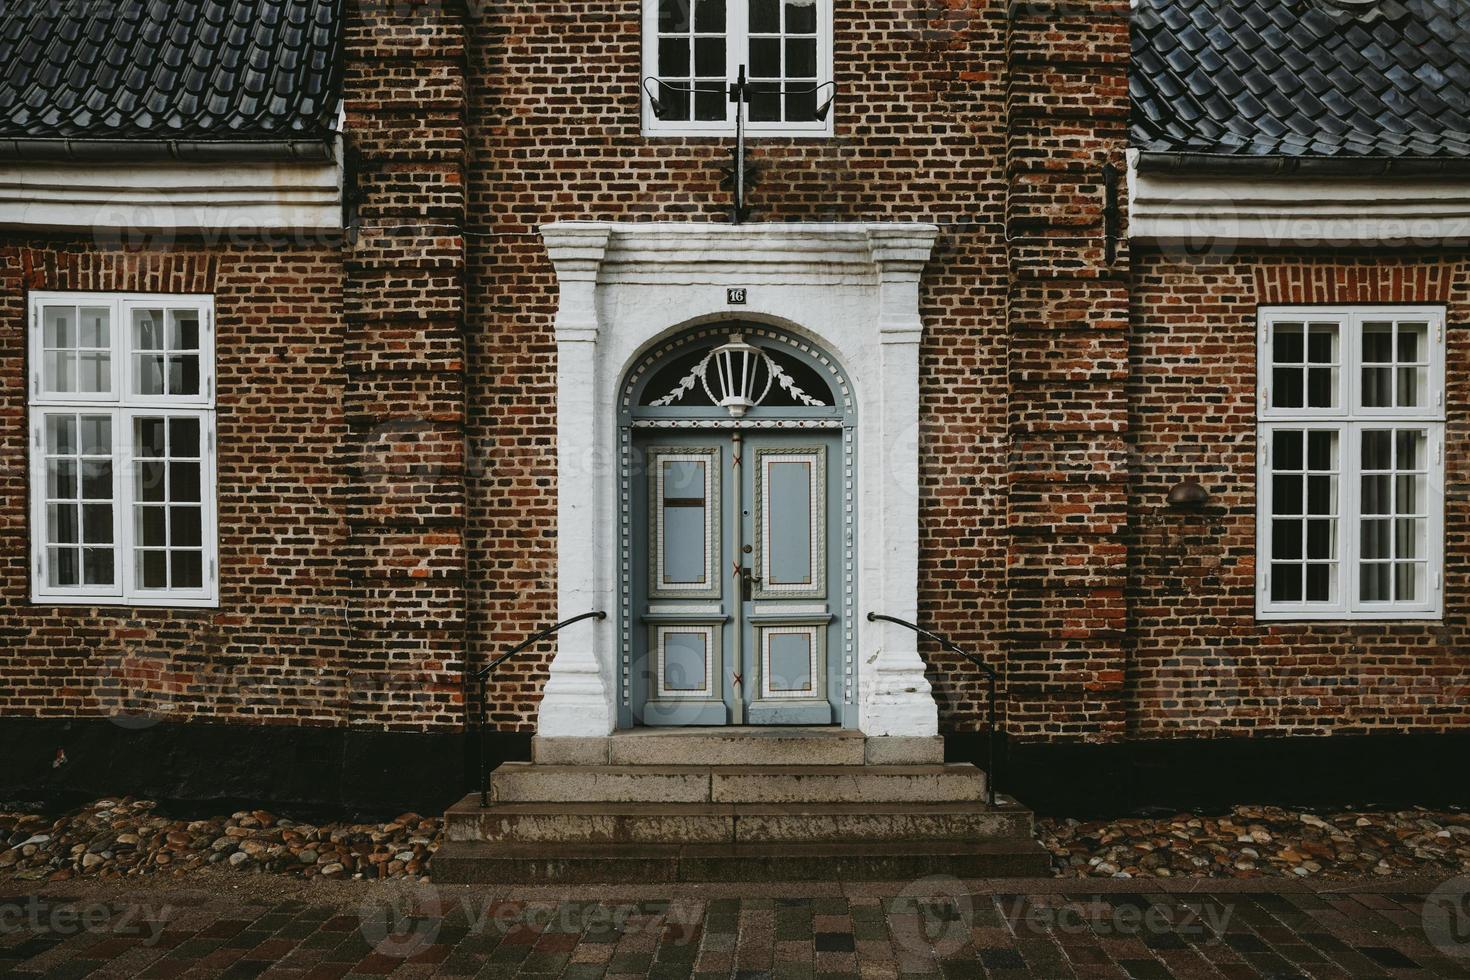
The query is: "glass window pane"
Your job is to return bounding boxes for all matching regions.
[167,355,200,396]
[785,86,817,121]
[1306,519,1334,560]
[46,415,77,455]
[170,418,201,458]
[170,507,203,548]
[1273,323,1303,363]
[1361,321,1392,362]
[137,506,167,547]
[749,80,780,121]
[1361,430,1391,469]
[1360,563,1390,602]
[750,0,778,31]
[137,461,166,502]
[694,36,724,76]
[170,462,201,503]
[80,307,110,349]
[1395,518,1422,560]
[693,0,724,32]
[48,504,78,544]
[786,37,816,77]
[1308,323,1337,363]
[47,459,77,500]
[171,551,203,589]
[1271,476,1302,515]
[1395,429,1424,470]
[136,418,167,458]
[1361,475,1390,515]
[44,306,74,349]
[78,353,109,393]
[1271,519,1302,561]
[1361,519,1391,560]
[169,311,199,351]
[784,0,817,33]
[1305,563,1333,603]
[659,0,690,32]
[660,84,690,121]
[750,37,780,76]
[694,81,725,121]
[1272,367,1303,409]
[136,354,166,395]
[1273,429,1303,470]
[134,309,164,350]
[1395,563,1423,603]
[1306,475,1336,516]
[1362,366,1392,407]
[83,548,114,586]
[1396,367,1425,408]
[1271,564,1302,602]
[48,548,79,587]
[80,460,112,500]
[139,550,168,588]
[1396,475,1421,516]
[80,416,111,457]
[1307,430,1336,471]
[47,351,76,392]
[82,504,113,544]
[1397,324,1424,363]
[659,37,689,76]
[1306,367,1335,408]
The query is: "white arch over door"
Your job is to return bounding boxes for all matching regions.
[537,221,940,738]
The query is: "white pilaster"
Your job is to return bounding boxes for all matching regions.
[538,224,616,736]
[861,226,940,736]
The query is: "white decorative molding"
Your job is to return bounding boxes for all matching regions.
[538,220,940,737]
[0,161,343,233]
[1129,153,1470,246]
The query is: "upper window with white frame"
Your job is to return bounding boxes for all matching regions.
[643,0,833,136]
[1257,306,1445,621]
[28,292,217,607]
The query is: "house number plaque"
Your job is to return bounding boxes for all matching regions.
[727,288,748,305]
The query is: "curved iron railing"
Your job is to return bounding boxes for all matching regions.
[866,612,1000,806]
[466,610,607,807]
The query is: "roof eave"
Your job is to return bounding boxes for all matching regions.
[0,137,337,164]
[1135,150,1470,178]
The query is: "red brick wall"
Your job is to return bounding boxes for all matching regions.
[0,242,353,724]
[463,0,1026,731]
[1127,247,1470,737]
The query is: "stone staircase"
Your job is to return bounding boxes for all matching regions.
[432,729,1050,882]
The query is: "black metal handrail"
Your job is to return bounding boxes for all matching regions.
[866,612,1000,806]
[466,610,607,807]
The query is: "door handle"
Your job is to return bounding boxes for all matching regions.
[740,566,760,600]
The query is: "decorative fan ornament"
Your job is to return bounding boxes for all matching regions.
[648,334,828,416]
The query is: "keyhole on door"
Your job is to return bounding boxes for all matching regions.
[742,545,752,554]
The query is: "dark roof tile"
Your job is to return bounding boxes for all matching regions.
[1133,0,1470,158]
[0,0,340,141]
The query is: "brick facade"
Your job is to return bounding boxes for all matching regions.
[0,0,1464,762]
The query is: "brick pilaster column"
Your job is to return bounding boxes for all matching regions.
[340,0,469,730]
[1004,0,1131,742]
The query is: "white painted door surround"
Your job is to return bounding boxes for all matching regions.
[537,220,940,738]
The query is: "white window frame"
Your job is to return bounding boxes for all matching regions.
[1256,305,1445,621]
[641,0,834,138]
[28,291,218,608]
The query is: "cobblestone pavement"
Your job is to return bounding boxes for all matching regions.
[3,873,1469,978]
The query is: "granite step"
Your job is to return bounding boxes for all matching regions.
[445,797,1034,845]
[430,838,1053,883]
[487,763,987,805]
[532,729,943,767]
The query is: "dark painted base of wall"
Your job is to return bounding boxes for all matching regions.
[3,717,1467,821]
[0,717,530,822]
[948,732,1470,818]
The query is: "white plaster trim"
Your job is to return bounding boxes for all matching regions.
[0,161,342,234]
[538,220,940,737]
[1128,157,1470,246]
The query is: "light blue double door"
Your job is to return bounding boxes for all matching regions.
[633,429,842,726]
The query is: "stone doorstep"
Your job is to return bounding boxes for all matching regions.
[430,838,1054,884]
[444,798,1035,844]
[532,731,943,767]
[488,763,987,805]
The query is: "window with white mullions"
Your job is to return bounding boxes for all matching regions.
[1257,307,1444,621]
[644,0,832,135]
[29,291,217,608]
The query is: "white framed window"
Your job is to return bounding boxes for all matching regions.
[1257,306,1445,621]
[29,292,218,607]
[642,0,833,137]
